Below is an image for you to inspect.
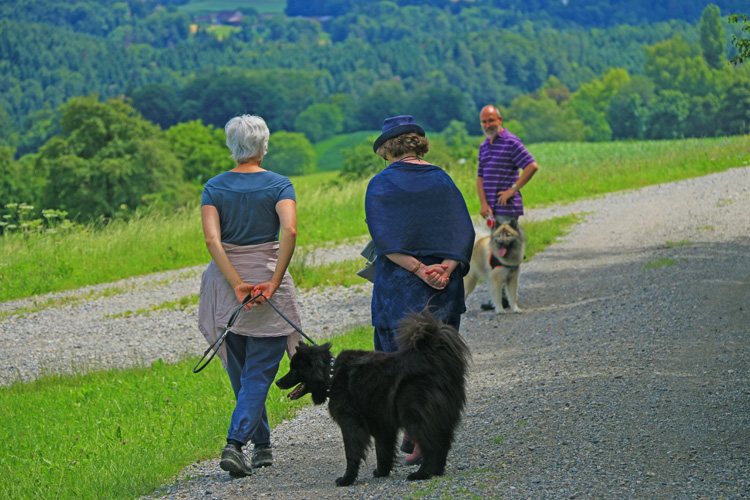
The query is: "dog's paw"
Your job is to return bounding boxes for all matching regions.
[373,468,390,478]
[510,307,523,313]
[335,475,355,487]
[407,470,432,481]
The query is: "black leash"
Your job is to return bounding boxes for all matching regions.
[193,291,318,373]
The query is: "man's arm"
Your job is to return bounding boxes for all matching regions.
[498,161,539,205]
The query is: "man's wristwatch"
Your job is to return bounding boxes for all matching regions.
[512,183,519,191]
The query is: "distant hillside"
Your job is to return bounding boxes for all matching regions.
[313,131,377,172]
[1,0,748,163]
[286,0,747,27]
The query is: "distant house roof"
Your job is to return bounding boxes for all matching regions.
[217,10,244,25]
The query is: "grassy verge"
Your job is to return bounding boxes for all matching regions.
[0,206,206,302]
[1,136,747,302]
[0,325,373,500]
[522,213,583,258]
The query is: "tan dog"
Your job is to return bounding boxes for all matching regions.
[464,220,525,313]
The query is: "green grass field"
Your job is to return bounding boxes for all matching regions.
[179,0,287,15]
[206,25,241,39]
[313,131,378,171]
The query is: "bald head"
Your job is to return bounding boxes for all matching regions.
[480,105,501,119]
[480,105,503,139]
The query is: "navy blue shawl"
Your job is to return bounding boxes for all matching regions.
[365,161,474,271]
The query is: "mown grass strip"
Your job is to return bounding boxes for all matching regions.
[0,325,373,500]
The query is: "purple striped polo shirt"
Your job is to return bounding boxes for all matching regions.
[477,129,535,217]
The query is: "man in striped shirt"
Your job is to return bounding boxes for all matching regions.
[476,105,539,310]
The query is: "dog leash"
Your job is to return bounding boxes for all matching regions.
[193,291,318,373]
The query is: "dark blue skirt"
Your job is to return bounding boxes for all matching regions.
[371,254,466,330]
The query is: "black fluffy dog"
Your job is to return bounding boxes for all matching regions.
[275,311,471,486]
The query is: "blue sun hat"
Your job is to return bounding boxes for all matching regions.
[372,115,426,153]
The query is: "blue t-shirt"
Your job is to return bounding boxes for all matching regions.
[201,171,296,246]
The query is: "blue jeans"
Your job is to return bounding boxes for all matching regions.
[224,333,287,447]
[374,315,461,353]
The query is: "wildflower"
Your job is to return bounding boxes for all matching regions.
[166,398,170,403]
[122,441,126,444]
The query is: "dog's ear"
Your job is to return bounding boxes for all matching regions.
[509,218,519,230]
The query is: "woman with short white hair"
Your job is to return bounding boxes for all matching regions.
[198,114,301,477]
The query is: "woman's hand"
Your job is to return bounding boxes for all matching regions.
[384,253,456,290]
[233,282,257,309]
[418,264,450,290]
[250,280,281,306]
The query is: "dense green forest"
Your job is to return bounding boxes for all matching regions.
[285,0,747,27]
[1,0,749,229]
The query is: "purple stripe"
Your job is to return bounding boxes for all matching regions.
[477,130,534,217]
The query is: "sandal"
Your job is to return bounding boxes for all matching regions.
[405,443,423,466]
[400,436,414,454]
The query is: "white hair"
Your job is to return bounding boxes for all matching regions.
[224,115,269,164]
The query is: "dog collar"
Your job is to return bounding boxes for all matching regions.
[326,355,336,395]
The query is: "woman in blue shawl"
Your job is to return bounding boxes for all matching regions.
[366,115,474,351]
[366,115,474,465]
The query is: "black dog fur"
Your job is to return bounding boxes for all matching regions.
[275,310,471,486]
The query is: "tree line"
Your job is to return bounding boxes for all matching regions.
[2,0,748,156]
[0,94,325,232]
[285,0,748,28]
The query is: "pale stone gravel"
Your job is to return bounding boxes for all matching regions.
[2,166,749,500]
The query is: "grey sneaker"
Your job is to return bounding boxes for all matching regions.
[251,445,273,468]
[220,444,252,477]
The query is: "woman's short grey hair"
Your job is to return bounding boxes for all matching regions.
[224,115,269,164]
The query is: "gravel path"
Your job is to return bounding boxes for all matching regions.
[3,167,749,499]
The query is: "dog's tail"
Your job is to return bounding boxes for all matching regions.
[395,309,471,369]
